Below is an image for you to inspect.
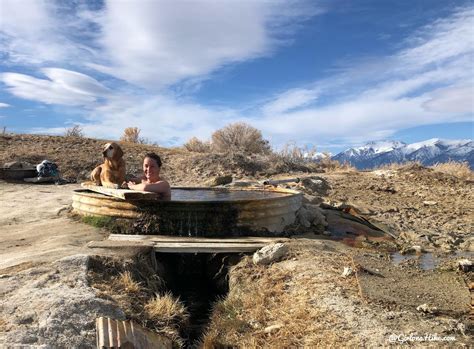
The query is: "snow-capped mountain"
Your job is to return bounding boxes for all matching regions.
[332,139,474,169]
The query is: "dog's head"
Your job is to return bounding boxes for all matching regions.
[102,142,123,161]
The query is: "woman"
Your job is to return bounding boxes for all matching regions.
[126,152,171,199]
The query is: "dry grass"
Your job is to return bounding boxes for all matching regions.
[430,160,473,180]
[202,256,346,348]
[376,160,423,171]
[116,271,142,293]
[184,136,212,153]
[144,292,189,328]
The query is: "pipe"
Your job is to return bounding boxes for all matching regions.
[262,178,300,186]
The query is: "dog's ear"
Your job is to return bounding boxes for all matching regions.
[114,143,124,159]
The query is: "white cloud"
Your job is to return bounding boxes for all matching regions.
[423,85,474,113]
[0,103,10,108]
[0,68,110,106]
[262,88,320,115]
[87,0,318,88]
[256,6,474,146]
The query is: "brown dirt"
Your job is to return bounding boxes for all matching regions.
[0,133,473,347]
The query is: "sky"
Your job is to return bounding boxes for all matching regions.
[0,0,473,154]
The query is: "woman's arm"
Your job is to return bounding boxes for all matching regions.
[127,180,171,198]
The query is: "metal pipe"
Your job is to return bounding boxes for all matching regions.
[262,178,300,186]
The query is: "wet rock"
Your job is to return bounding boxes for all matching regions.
[302,194,323,205]
[297,205,328,232]
[341,267,354,278]
[416,303,438,315]
[253,243,289,265]
[300,177,330,196]
[457,259,473,272]
[205,175,233,187]
[296,206,312,228]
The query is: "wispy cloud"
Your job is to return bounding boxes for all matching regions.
[0,2,472,149]
[0,103,10,108]
[256,6,474,146]
[0,68,110,106]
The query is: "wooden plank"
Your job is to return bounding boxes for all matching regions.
[152,242,267,253]
[87,239,271,253]
[96,317,172,349]
[108,234,288,244]
[81,182,158,200]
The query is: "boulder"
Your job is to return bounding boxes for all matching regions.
[205,175,233,187]
[300,177,330,196]
[253,243,289,265]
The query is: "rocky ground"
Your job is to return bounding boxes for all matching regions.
[0,134,472,347]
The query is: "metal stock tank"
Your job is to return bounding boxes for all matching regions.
[72,187,303,236]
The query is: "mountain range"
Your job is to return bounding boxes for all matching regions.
[331,138,474,169]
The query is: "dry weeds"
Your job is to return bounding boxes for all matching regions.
[184,136,212,153]
[120,127,145,144]
[430,160,473,181]
[116,271,142,294]
[202,255,347,348]
[144,292,189,328]
[64,125,84,138]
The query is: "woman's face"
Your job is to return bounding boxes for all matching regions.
[143,157,160,182]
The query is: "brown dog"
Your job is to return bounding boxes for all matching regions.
[90,142,126,189]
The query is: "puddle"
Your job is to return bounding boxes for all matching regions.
[390,251,474,271]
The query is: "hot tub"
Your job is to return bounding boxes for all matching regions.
[72,187,302,236]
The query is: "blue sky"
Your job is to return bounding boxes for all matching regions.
[0,0,473,154]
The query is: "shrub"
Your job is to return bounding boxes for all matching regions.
[431,161,473,180]
[64,125,84,137]
[184,137,211,153]
[211,122,271,154]
[120,127,145,144]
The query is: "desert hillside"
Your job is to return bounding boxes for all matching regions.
[0,133,472,347]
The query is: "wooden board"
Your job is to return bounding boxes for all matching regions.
[88,234,288,253]
[96,317,172,349]
[81,182,158,200]
[108,234,288,244]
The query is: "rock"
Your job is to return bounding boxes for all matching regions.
[297,205,328,231]
[300,177,330,196]
[341,267,354,278]
[423,201,437,206]
[416,303,438,314]
[457,259,473,272]
[228,180,259,187]
[302,194,323,205]
[264,324,283,334]
[296,206,311,228]
[205,175,233,187]
[3,161,24,169]
[253,243,289,265]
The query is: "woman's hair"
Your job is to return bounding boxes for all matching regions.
[144,152,162,167]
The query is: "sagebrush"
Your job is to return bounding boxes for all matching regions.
[64,125,84,137]
[121,127,145,144]
[184,137,211,153]
[211,122,271,154]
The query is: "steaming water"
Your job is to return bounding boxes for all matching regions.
[169,188,292,202]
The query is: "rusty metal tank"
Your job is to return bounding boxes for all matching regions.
[72,187,302,236]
